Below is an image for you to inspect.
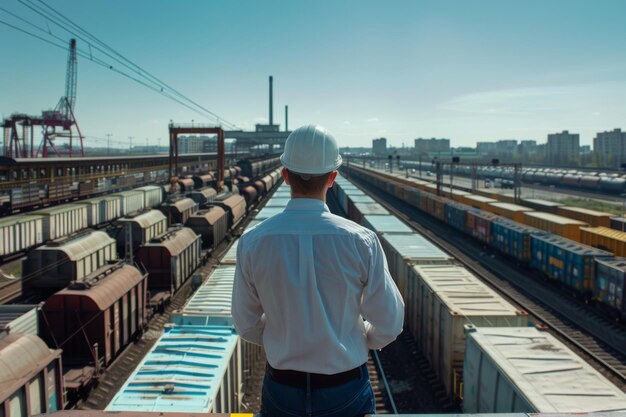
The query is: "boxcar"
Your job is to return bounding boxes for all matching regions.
[557,206,612,228]
[594,257,626,319]
[220,240,239,265]
[407,265,527,401]
[115,210,168,250]
[350,202,389,225]
[521,198,563,214]
[24,231,116,290]
[0,304,39,336]
[463,326,626,412]
[240,185,259,209]
[185,207,228,249]
[75,196,121,227]
[252,180,266,197]
[209,194,246,228]
[465,209,496,245]
[160,198,197,225]
[522,211,587,241]
[134,185,164,209]
[134,227,202,292]
[32,205,88,241]
[487,202,533,223]
[580,226,626,257]
[463,194,497,210]
[105,325,241,413]
[380,233,453,301]
[363,214,413,235]
[530,233,611,294]
[491,218,545,263]
[109,190,145,216]
[444,202,469,233]
[41,262,147,367]
[176,177,195,193]
[0,215,43,258]
[191,173,213,190]
[0,334,64,417]
[189,186,217,206]
[611,216,626,232]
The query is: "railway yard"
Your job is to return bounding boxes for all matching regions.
[1,154,626,415]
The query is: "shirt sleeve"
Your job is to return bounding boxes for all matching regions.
[232,237,265,345]
[360,233,404,350]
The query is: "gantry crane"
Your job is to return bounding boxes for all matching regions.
[2,38,84,158]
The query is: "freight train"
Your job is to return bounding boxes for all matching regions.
[332,173,626,412]
[0,167,282,416]
[345,165,626,321]
[400,160,626,194]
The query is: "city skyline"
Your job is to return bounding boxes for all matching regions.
[2,0,626,149]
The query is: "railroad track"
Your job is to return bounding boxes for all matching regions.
[347,170,626,391]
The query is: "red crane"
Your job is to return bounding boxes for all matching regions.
[2,38,84,158]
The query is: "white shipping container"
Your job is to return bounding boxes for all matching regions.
[34,205,88,241]
[135,185,163,208]
[409,265,527,400]
[0,215,43,257]
[463,326,626,412]
[110,191,145,216]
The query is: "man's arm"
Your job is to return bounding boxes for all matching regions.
[232,237,265,345]
[360,233,404,350]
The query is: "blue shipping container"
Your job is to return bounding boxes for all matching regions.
[491,218,544,263]
[445,202,469,232]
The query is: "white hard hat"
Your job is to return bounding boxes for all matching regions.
[280,124,342,175]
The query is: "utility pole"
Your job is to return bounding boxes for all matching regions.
[105,133,112,155]
[128,136,134,154]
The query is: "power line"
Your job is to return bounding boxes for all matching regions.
[3,1,239,129]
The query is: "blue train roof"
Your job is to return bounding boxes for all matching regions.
[106,325,238,413]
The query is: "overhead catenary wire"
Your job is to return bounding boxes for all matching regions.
[2,1,238,130]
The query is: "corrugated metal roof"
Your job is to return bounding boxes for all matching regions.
[105,325,238,413]
[467,326,626,411]
[170,198,196,211]
[560,206,612,216]
[135,185,161,192]
[187,207,226,225]
[118,210,166,228]
[0,305,38,335]
[354,202,389,216]
[145,227,200,256]
[364,215,413,234]
[110,190,143,197]
[0,214,42,227]
[256,206,284,220]
[522,198,563,207]
[348,195,376,204]
[33,204,85,215]
[533,233,610,255]
[0,334,61,403]
[523,211,587,225]
[173,266,236,326]
[465,195,498,203]
[381,233,452,261]
[38,231,115,261]
[413,265,523,316]
[220,240,239,264]
[581,226,626,240]
[52,264,146,310]
[191,187,217,198]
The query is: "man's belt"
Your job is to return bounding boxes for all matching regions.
[266,363,366,389]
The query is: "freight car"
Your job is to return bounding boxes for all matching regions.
[105,324,241,413]
[463,326,626,412]
[209,194,246,228]
[114,210,168,251]
[594,257,626,319]
[75,195,122,227]
[41,262,148,368]
[189,186,217,205]
[108,190,145,216]
[237,155,281,178]
[32,204,88,242]
[0,333,64,416]
[134,185,164,209]
[134,226,202,292]
[185,207,228,250]
[24,231,117,291]
[160,197,197,225]
[343,165,626,320]
[0,215,43,259]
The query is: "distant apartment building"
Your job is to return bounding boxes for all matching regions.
[496,140,518,156]
[594,129,626,169]
[372,138,387,155]
[547,130,579,166]
[414,138,450,155]
[519,140,537,154]
[476,142,497,155]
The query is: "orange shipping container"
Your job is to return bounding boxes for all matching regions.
[488,202,534,223]
[464,194,498,211]
[521,211,588,241]
[556,206,612,228]
[580,227,626,256]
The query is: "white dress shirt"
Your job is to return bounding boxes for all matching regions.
[232,198,404,374]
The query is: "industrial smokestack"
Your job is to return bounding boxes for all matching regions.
[269,76,273,125]
[285,105,288,132]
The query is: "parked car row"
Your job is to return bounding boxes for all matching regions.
[333,172,626,412]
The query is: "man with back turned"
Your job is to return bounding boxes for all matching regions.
[232,124,404,417]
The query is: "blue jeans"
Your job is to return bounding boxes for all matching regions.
[261,364,375,417]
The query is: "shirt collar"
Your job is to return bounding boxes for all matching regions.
[285,198,330,212]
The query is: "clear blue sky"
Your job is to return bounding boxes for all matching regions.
[2,0,626,149]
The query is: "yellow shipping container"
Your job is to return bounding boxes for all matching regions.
[488,202,534,223]
[580,227,626,256]
[556,206,612,228]
[521,211,588,241]
[463,194,498,211]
